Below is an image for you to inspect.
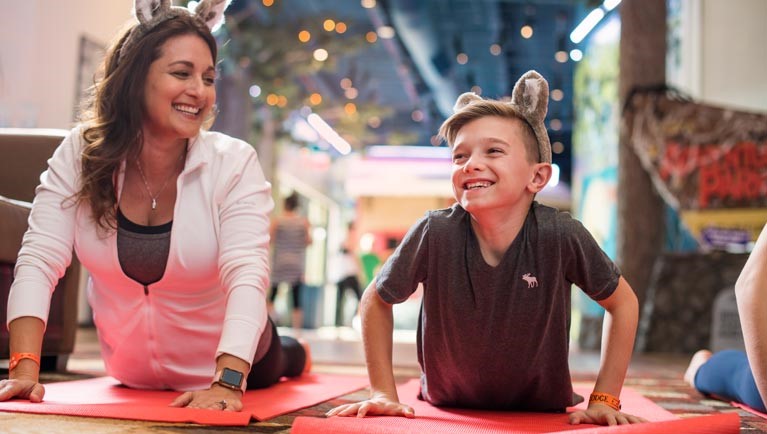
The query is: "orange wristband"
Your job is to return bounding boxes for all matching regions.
[589,392,621,411]
[9,352,41,371]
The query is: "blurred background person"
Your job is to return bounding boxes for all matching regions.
[269,192,312,329]
[333,246,363,327]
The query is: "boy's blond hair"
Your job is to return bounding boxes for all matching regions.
[438,101,540,163]
[438,70,552,164]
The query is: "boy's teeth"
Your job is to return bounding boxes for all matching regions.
[466,181,491,189]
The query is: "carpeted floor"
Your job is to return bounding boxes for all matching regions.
[621,375,767,432]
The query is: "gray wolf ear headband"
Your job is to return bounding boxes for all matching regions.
[453,70,552,164]
[118,0,231,63]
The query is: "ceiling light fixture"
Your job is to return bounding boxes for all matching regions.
[570,0,620,44]
[520,25,533,39]
[603,0,622,12]
[570,8,604,43]
[377,26,396,39]
[368,116,381,128]
[313,48,329,61]
[307,113,352,155]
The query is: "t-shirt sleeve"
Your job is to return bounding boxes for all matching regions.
[376,214,430,304]
[561,215,621,301]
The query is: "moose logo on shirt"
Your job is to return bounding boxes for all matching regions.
[522,273,539,288]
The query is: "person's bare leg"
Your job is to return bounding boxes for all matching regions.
[292,309,303,330]
[685,349,713,386]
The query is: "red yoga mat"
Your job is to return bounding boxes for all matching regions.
[0,373,369,426]
[292,379,741,434]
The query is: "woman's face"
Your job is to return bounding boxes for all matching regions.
[142,34,216,143]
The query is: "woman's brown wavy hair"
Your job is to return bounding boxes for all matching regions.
[77,14,217,231]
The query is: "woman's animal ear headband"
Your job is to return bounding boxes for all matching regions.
[120,0,231,63]
[453,70,552,164]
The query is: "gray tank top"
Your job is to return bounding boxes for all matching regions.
[116,208,172,286]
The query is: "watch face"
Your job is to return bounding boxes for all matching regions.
[221,368,244,387]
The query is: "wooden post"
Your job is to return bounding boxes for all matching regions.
[618,0,667,319]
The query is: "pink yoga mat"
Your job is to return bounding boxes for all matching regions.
[0,373,368,426]
[292,379,740,434]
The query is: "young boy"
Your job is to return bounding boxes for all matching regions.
[327,71,644,426]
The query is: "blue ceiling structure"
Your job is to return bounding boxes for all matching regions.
[222,0,601,186]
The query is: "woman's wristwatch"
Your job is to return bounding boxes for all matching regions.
[212,367,247,393]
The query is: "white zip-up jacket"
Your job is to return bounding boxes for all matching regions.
[8,126,274,391]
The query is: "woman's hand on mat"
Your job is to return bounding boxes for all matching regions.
[0,378,45,403]
[569,404,647,426]
[169,385,243,412]
[325,394,415,418]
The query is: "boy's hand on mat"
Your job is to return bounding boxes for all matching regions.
[325,395,415,418]
[169,386,243,412]
[0,379,45,403]
[569,404,648,426]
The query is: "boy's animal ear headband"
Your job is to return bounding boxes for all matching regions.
[119,0,231,63]
[453,70,552,164]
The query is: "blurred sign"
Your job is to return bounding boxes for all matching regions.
[625,89,767,243]
[700,227,751,250]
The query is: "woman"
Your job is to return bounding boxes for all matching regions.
[2,0,307,412]
[685,223,767,412]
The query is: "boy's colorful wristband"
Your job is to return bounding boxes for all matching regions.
[589,392,621,411]
[9,352,41,371]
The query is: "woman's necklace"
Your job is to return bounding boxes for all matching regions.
[135,150,186,211]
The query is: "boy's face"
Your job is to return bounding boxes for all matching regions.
[450,116,539,214]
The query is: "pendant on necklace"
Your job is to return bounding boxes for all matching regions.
[151,198,157,210]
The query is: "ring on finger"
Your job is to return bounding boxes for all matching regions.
[217,399,227,410]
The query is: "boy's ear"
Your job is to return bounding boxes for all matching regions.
[527,163,552,193]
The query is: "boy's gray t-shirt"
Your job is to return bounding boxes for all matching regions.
[376,202,620,411]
